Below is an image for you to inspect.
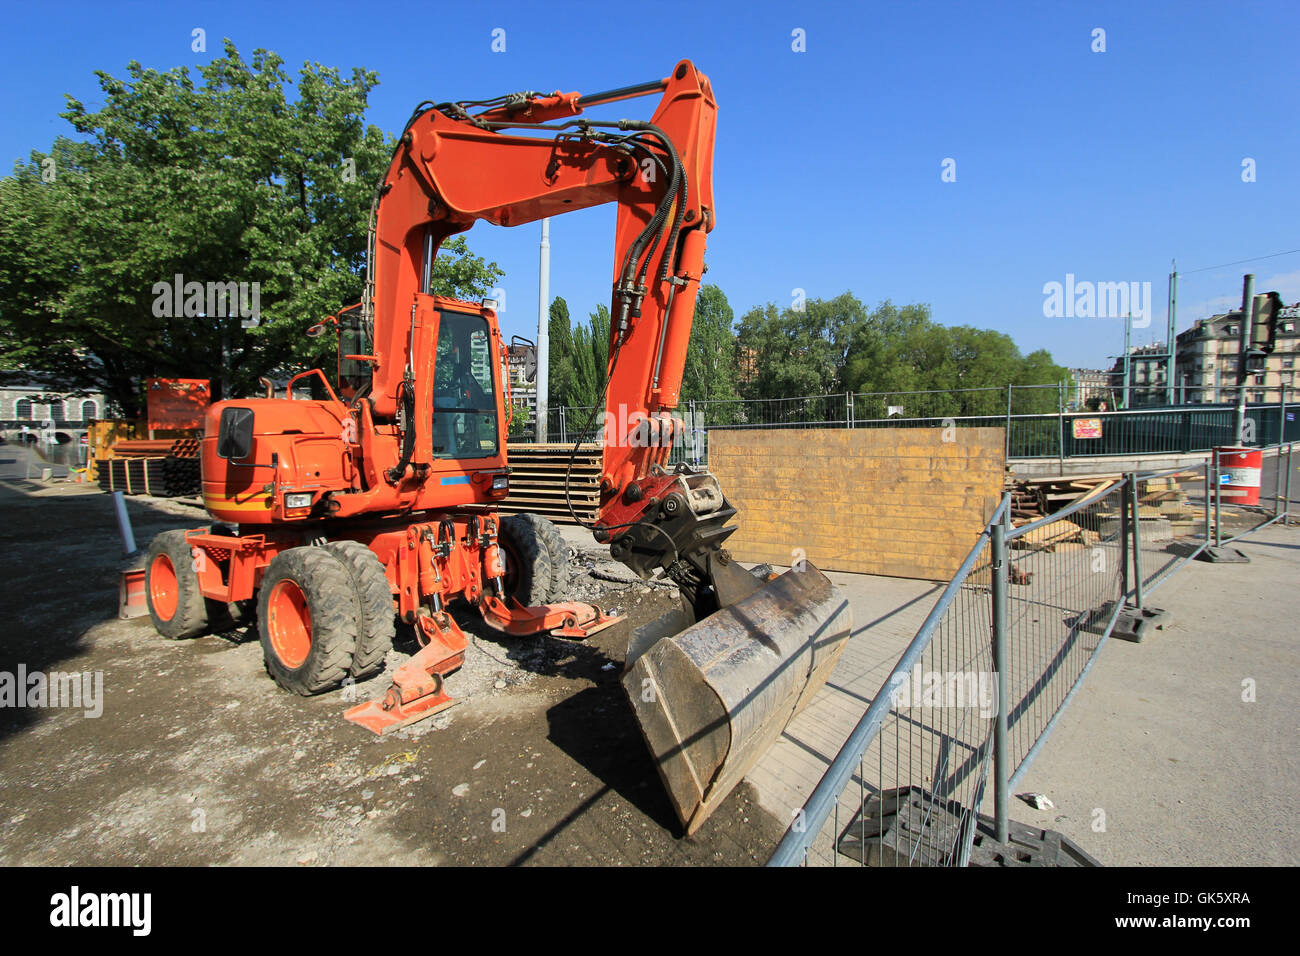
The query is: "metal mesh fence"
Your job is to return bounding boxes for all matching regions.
[1002,483,1126,780]
[769,461,1293,866]
[1132,466,1211,594]
[769,517,1000,867]
[772,483,1133,866]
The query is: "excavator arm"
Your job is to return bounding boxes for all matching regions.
[362,62,851,834]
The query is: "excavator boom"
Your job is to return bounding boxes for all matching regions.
[324,62,851,832]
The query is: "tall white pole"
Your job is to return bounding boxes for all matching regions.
[536,218,550,443]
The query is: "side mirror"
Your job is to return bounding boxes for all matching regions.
[217,407,255,460]
[510,335,538,383]
[306,315,338,338]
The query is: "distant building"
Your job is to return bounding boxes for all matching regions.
[1068,368,1110,408]
[1107,345,1169,408]
[1174,301,1300,404]
[506,344,537,412]
[0,378,109,442]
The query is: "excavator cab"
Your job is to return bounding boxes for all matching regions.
[431,313,498,460]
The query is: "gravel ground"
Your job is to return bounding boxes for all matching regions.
[0,478,786,866]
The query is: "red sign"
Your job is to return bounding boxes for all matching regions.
[1072,418,1102,439]
[147,378,210,431]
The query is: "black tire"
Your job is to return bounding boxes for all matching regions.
[257,547,359,695]
[499,512,569,605]
[145,529,209,639]
[323,540,395,680]
[499,514,551,606]
[519,512,571,599]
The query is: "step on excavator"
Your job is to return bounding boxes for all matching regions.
[142,60,852,835]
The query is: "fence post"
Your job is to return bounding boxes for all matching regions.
[1204,456,1213,544]
[1275,438,1284,520]
[991,493,1010,844]
[1129,473,1145,610]
[1118,474,1131,599]
[558,405,567,446]
[1286,443,1294,526]
[1278,385,1287,449]
[846,391,854,429]
[1057,383,1065,475]
[688,399,698,466]
[1005,385,1012,460]
[1206,447,1216,546]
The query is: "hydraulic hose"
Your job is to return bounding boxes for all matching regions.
[385,380,417,484]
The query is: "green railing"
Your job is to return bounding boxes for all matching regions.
[522,386,1298,464]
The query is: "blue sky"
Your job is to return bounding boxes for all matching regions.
[3,0,1297,371]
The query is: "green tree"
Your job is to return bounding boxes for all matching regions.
[545,295,575,407]
[681,284,739,400]
[737,291,1068,419]
[736,292,867,400]
[508,398,532,438]
[0,42,501,416]
[568,304,610,409]
[678,283,741,424]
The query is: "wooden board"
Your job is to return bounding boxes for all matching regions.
[500,443,602,525]
[709,428,1005,581]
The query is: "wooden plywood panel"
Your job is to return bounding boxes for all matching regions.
[709,428,1005,581]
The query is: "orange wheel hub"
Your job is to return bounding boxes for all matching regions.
[267,579,312,669]
[150,553,179,621]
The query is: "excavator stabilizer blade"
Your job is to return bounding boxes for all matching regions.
[622,563,852,835]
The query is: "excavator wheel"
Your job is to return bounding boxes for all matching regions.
[517,512,571,599]
[257,547,360,695]
[145,529,210,640]
[499,513,569,605]
[322,540,396,681]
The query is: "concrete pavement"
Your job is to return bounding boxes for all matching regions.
[1009,521,1299,865]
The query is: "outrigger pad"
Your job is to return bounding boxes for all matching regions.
[344,693,460,736]
[623,563,852,835]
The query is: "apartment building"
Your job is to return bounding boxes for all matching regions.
[1175,302,1299,403]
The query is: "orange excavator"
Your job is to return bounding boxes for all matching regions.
[142,60,852,835]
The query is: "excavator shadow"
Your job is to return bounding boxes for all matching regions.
[434,605,690,836]
[543,684,684,834]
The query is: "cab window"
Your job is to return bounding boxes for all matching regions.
[431,312,498,459]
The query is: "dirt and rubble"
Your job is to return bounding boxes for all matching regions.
[0,478,786,865]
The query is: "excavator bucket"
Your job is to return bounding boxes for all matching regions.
[622,563,852,835]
